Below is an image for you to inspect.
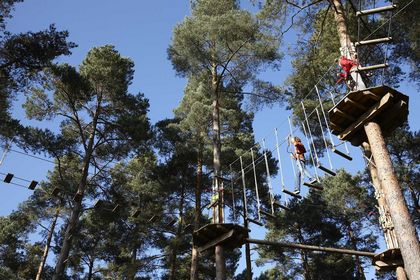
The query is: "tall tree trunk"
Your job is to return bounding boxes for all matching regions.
[363,143,406,279]
[363,143,399,249]
[295,223,311,280]
[87,257,94,280]
[364,122,420,280]
[330,1,420,278]
[35,207,60,280]
[190,150,203,280]
[345,222,366,280]
[53,95,102,279]
[169,184,186,280]
[211,62,226,280]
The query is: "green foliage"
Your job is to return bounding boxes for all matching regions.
[168,0,283,107]
[257,170,378,279]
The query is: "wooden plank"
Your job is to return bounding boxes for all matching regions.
[197,229,234,252]
[304,181,324,190]
[344,97,368,111]
[247,218,264,226]
[338,93,394,142]
[355,37,392,47]
[4,173,13,183]
[332,108,356,122]
[259,210,276,219]
[273,200,289,210]
[329,122,344,133]
[356,63,388,72]
[356,4,397,16]
[317,164,336,176]
[132,208,141,218]
[93,199,104,209]
[28,180,38,190]
[362,90,381,101]
[332,148,353,161]
[112,204,120,213]
[283,189,302,199]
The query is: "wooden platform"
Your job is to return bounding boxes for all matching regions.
[328,86,409,146]
[193,223,249,253]
[373,248,403,271]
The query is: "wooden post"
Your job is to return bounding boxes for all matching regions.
[364,122,420,280]
[363,143,407,279]
[212,61,226,280]
[329,0,418,277]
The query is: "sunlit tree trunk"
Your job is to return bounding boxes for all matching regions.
[35,207,60,280]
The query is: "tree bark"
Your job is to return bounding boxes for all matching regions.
[211,61,226,280]
[365,122,420,280]
[363,143,399,249]
[35,207,60,280]
[364,143,406,279]
[53,95,102,280]
[190,151,203,280]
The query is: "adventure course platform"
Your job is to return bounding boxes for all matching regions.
[193,223,249,253]
[329,86,409,146]
[373,248,403,271]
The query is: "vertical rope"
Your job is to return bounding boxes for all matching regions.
[250,148,261,221]
[229,164,236,222]
[315,85,336,147]
[274,128,286,190]
[287,116,297,177]
[262,139,275,215]
[315,108,334,169]
[239,156,249,222]
[301,101,320,165]
[301,121,320,181]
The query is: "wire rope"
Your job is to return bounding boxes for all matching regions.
[250,148,262,221]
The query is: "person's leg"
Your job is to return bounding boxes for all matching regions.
[301,160,314,180]
[350,71,366,91]
[294,160,303,193]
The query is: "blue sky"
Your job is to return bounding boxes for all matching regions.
[1,0,419,278]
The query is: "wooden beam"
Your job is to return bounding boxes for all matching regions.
[362,90,381,101]
[332,148,353,161]
[283,189,302,199]
[246,238,376,257]
[344,97,368,111]
[356,4,397,16]
[332,108,356,121]
[4,173,13,183]
[28,180,38,190]
[247,218,264,227]
[356,63,388,72]
[338,93,394,141]
[355,37,392,47]
[329,122,344,133]
[317,164,336,176]
[197,229,234,253]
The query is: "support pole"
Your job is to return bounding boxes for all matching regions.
[364,122,420,280]
[246,239,376,257]
[240,156,253,280]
